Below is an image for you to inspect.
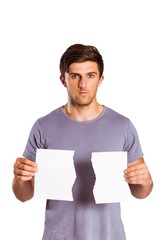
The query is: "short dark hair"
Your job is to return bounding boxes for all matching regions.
[59,44,104,78]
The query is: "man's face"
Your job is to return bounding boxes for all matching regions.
[61,61,104,107]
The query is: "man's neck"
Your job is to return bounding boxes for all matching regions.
[63,103,104,121]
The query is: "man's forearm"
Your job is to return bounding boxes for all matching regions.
[129,179,153,199]
[12,177,34,202]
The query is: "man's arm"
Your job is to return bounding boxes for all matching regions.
[124,158,153,199]
[12,158,38,202]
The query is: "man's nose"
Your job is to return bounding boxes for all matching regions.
[78,76,87,88]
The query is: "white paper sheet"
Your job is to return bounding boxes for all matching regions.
[35,149,129,203]
[91,151,129,203]
[34,149,75,201]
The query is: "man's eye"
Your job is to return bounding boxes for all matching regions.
[88,73,95,78]
[71,74,80,79]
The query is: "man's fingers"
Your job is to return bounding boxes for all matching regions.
[13,157,38,181]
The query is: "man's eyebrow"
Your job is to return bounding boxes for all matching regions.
[69,72,80,75]
[87,71,97,74]
[69,71,97,75]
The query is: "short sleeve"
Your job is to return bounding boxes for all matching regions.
[22,119,46,161]
[124,120,143,163]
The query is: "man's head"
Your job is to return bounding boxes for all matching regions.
[59,44,104,108]
[59,44,104,78]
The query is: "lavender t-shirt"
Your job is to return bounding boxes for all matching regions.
[23,106,143,240]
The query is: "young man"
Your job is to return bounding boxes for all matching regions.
[12,44,153,240]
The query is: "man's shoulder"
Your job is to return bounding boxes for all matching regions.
[36,107,62,125]
[105,106,129,122]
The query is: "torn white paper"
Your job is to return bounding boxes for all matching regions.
[91,151,129,203]
[34,149,75,201]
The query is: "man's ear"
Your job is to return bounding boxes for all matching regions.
[98,75,104,86]
[60,75,67,87]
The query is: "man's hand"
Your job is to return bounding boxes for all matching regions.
[13,157,38,181]
[124,158,153,198]
[124,158,150,185]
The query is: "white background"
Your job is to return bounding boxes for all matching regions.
[0,0,160,239]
